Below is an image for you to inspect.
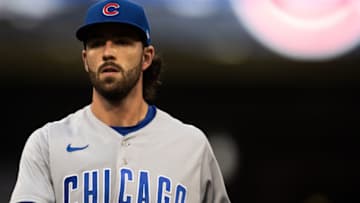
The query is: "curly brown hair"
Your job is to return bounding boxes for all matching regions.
[143,54,163,104]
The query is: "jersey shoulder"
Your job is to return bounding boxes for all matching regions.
[153,108,209,143]
[153,108,219,166]
[28,105,90,140]
[48,105,90,126]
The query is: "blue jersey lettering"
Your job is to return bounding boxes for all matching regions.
[119,168,134,203]
[175,184,187,203]
[62,168,188,203]
[104,168,111,203]
[83,170,99,203]
[137,170,150,203]
[157,176,171,203]
[64,175,78,203]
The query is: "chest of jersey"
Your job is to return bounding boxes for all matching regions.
[48,127,202,203]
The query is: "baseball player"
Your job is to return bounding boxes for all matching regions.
[10,0,231,202]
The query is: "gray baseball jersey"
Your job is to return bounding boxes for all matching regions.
[10,105,230,203]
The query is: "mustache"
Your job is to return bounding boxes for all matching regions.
[99,62,123,73]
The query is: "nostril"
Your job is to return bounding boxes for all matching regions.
[102,55,116,61]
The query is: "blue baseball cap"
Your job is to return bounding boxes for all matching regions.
[76,0,151,46]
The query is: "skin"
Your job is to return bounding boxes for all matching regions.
[81,24,155,127]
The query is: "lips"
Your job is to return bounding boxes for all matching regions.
[99,63,121,73]
[101,66,119,73]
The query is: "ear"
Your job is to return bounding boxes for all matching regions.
[142,45,155,71]
[82,49,89,72]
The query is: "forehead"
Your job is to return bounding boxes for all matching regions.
[85,23,143,40]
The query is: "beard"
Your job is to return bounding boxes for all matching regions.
[87,61,142,103]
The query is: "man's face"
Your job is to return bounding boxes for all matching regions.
[82,24,145,102]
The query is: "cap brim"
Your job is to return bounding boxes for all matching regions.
[76,22,149,45]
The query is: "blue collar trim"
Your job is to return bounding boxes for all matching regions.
[111,105,156,136]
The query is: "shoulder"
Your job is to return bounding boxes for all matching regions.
[44,105,90,132]
[26,105,90,142]
[153,108,209,144]
[153,108,218,165]
[155,108,204,133]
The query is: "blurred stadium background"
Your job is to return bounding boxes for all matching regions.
[1,0,360,202]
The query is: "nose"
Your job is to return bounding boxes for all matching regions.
[102,40,116,61]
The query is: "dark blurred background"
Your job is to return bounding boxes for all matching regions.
[1,0,360,202]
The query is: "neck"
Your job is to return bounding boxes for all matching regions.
[90,83,148,127]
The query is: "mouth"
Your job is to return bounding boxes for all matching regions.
[100,63,121,74]
[101,67,119,73]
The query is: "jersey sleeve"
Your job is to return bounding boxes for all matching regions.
[10,125,55,203]
[200,138,231,203]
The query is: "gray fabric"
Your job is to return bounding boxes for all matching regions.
[10,105,230,203]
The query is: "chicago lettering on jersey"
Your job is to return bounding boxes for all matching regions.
[63,168,187,203]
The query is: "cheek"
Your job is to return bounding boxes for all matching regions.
[120,52,143,69]
[85,52,101,69]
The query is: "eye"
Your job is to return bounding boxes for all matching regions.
[113,38,134,45]
[87,38,105,48]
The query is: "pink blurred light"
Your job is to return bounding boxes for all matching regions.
[272,0,348,18]
[230,0,360,60]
